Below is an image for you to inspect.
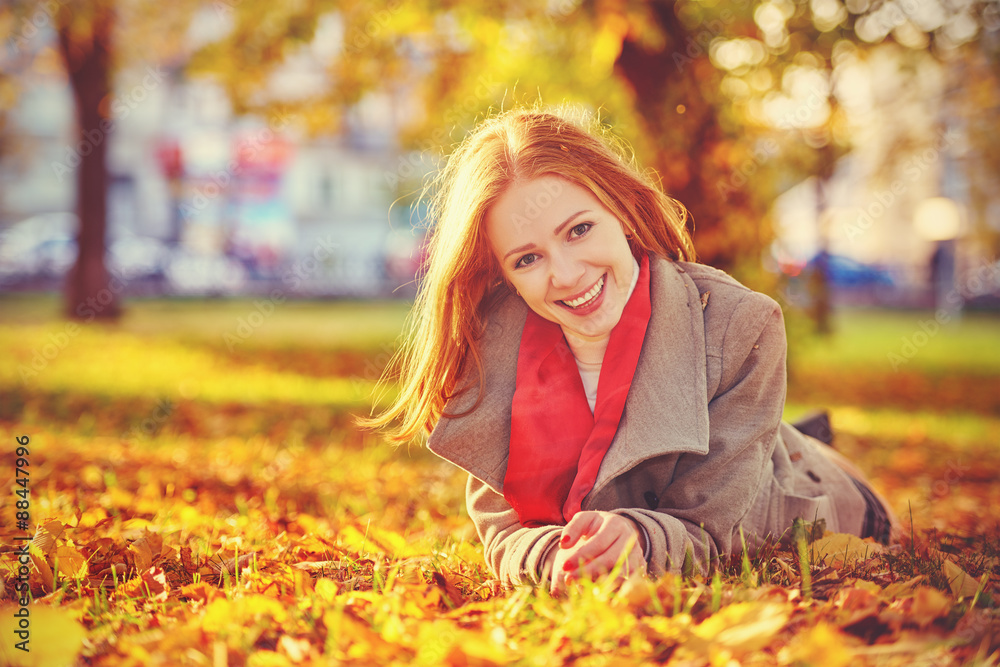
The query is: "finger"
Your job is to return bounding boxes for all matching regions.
[560,532,623,576]
[565,527,639,578]
[569,519,637,563]
[550,565,571,596]
[560,512,602,549]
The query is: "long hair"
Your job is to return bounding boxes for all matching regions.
[359,108,695,444]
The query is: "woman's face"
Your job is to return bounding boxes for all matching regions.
[485,175,637,340]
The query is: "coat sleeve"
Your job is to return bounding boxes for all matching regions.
[465,475,563,588]
[610,291,785,575]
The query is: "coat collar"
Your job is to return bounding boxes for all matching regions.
[427,256,710,498]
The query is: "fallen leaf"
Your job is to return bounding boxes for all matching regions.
[941,560,980,599]
[0,604,86,667]
[53,546,88,579]
[779,621,856,667]
[31,520,64,555]
[906,586,952,629]
[690,602,790,654]
[811,533,885,568]
[119,566,170,601]
[177,581,224,605]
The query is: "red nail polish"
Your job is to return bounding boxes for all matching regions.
[562,561,574,571]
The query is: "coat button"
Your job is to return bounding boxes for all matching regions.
[644,491,659,509]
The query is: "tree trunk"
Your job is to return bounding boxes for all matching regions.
[57,3,120,321]
[614,2,758,271]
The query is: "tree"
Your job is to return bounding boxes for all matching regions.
[2,0,198,320]
[194,0,996,276]
[56,2,118,320]
[3,0,996,321]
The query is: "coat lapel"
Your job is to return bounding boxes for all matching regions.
[587,259,710,501]
[426,291,525,491]
[427,257,711,498]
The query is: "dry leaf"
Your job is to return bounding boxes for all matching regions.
[128,538,154,572]
[941,559,980,599]
[120,566,170,601]
[0,604,86,667]
[178,581,225,605]
[690,602,790,654]
[53,546,88,579]
[906,586,952,629]
[31,520,64,555]
[811,533,885,568]
[778,622,855,667]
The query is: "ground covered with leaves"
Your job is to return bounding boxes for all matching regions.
[0,296,998,666]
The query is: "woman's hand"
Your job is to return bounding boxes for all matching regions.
[546,511,647,595]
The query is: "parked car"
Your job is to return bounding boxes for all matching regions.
[0,212,76,284]
[803,251,896,289]
[0,212,172,288]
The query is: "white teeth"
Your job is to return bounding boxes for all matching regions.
[563,275,605,308]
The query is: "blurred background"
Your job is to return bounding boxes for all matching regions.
[1,7,999,655]
[0,0,998,321]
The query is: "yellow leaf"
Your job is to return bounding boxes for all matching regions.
[881,575,925,598]
[778,622,855,667]
[591,14,629,73]
[53,546,88,579]
[0,604,86,667]
[246,650,294,667]
[128,538,154,572]
[31,520,63,556]
[941,559,980,599]
[811,533,885,568]
[314,578,339,603]
[691,602,790,653]
[178,581,225,605]
[76,506,108,529]
[908,586,952,628]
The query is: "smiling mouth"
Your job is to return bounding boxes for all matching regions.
[559,274,606,309]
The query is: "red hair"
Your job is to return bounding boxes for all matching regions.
[360,108,694,443]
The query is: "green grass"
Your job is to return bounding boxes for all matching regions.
[1,296,998,666]
[791,308,1000,376]
[0,292,412,350]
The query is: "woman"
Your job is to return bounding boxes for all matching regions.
[363,109,896,594]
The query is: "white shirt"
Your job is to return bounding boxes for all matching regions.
[567,256,641,413]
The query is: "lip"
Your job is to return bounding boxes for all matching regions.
[556,273,607,316]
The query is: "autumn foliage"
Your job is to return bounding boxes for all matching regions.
[0,300,998,666]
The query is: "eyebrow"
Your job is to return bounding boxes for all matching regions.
[502,210,591,262]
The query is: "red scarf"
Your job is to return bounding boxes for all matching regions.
[503,254,651,527]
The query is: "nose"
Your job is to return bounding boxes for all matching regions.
[548,249,585,291]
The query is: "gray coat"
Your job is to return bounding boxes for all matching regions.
[428,256,868,587]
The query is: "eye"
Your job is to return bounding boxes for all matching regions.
[569,222,593,238]
[514,253,538,269]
